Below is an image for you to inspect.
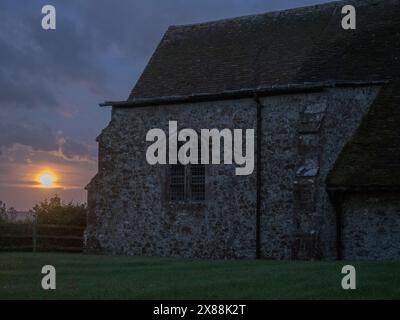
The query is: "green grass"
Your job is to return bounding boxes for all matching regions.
[0,252,399,299]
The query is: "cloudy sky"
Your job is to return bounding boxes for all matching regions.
[0,0,331,210]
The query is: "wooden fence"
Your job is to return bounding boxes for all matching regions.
[0,222,85,252]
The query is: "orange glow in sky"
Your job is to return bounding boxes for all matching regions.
[36,171,57,188]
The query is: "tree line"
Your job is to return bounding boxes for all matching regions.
[0,195,87,226]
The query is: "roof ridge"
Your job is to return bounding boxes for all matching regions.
[167,0,378,30]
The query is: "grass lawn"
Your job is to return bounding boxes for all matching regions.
[0,252,399,299]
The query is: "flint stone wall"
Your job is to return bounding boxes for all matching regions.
[342,193,400,260]
[86,86,380,259]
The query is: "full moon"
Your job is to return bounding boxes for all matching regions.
[38,173,55,188]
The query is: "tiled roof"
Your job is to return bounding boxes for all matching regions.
[129,0,400,100]
[327,80,400,189]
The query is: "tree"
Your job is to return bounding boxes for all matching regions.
[6,207,17,222]
[0,201,6,223]
[32,195,87,226]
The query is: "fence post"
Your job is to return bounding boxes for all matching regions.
[33,214,37,252]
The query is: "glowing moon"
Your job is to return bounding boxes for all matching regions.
[38,173,55,188]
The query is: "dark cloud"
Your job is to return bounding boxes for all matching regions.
[0,1,111,110]
[0,122,58,152]
[59,137,96,160]
[0,121,94,159]
[0,0,331,110]
[62,138,90,159]
[0,75,58,109]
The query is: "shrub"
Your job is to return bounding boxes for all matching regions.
[32,195,87,226]
[0,201,6,224]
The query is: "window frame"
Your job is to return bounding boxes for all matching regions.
[168,163,206,203]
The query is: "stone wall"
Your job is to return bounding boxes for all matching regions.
[258,86,379,260]
[342,193,400,260]
[86,85,380,259]
[86,99,258,258]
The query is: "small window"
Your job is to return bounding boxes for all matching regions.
[170,164,185,201]
[190,164,205,201]
[169,164,205,202]
[168,135,206,202]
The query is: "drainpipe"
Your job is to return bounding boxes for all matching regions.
[253,94,262,259]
